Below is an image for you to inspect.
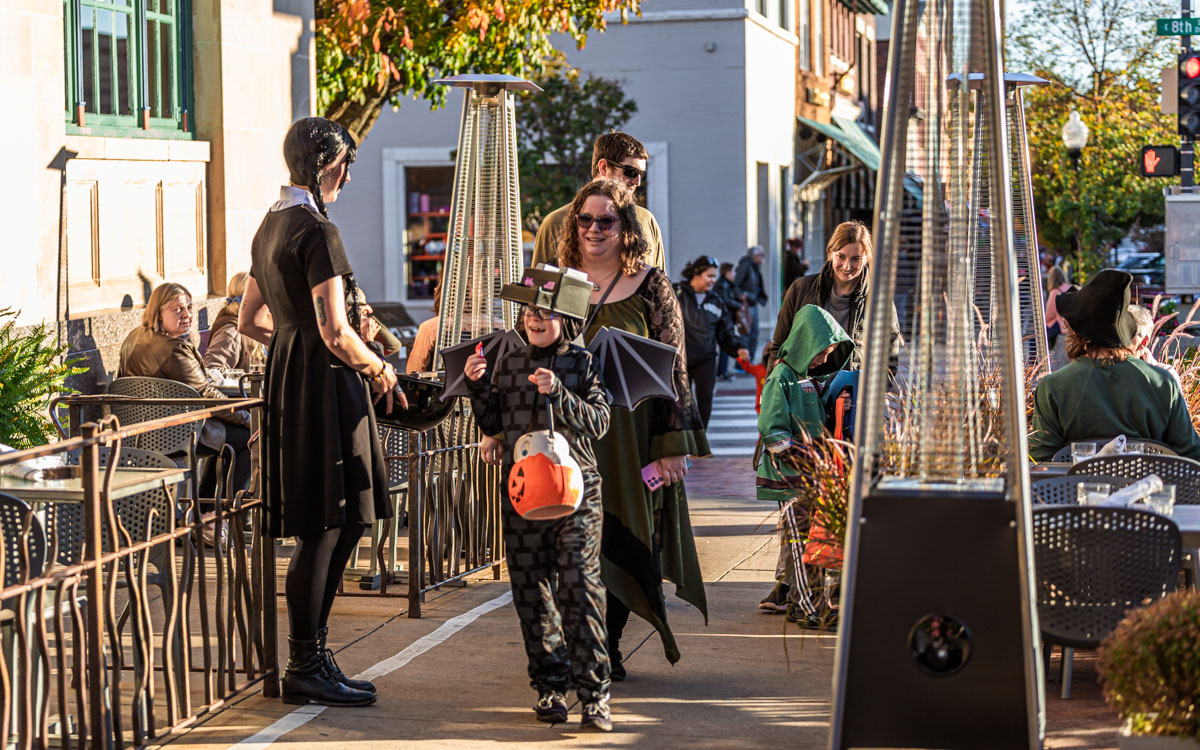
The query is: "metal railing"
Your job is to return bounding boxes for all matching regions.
[1,396,275,749]
[403,403,504,617]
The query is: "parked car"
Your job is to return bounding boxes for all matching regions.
[1116,252,1165,286]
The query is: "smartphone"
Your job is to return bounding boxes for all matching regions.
[641,459,692,491]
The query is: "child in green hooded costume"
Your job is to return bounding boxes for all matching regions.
[754,304,854,627]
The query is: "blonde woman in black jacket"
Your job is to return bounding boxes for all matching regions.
[765,221,900,373]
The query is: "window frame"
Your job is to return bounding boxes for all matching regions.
[798,0,810,70]
[63,0,194,139]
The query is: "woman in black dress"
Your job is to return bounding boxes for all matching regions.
[238,117,402,707]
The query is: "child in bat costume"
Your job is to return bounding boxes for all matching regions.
[463,265,615,732]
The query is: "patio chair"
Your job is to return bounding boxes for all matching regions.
[1068,453,1200,504]
[105,376,203,457]
[1050,438,1177,463]
[1030,475,1135,506]
[1032,506,1181,699]
[1,492,49,742]
[351,423,411,581]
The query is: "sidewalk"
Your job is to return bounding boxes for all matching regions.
[152,457,1121,749]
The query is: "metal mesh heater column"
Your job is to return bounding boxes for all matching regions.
[433,74,540,363]
[968,73,1051,371]
[828,0,1043,746]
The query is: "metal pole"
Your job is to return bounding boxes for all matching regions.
[1186,0,1195,190]
[82,424,113,748]
[982,1,1045,745]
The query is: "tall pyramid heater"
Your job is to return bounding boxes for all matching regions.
[433,74,540,360]
[828,0,1043,746]
[968,73,1051,370]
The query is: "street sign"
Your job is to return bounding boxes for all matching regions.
[1158,17,1200,35]
[1142,145,1180,177]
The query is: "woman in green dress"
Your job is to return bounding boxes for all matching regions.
[556,178,710,679]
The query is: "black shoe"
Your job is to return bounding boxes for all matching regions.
[579,695,612,732]
[786,606,837,631]
[281,637,376,707]
[534,690,568,724]
[758,582,790,613]
[610,653,626,682]
[316,627,376,693]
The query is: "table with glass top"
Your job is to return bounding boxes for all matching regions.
[0,465,188,503]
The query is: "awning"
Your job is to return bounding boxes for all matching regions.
[796,115,923,203]
[836,0,889,14]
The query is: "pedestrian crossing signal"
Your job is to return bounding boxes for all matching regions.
[1141,145,1180,177]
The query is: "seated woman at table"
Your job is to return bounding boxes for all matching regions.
[118,281,253,496]
[1028,269,1200,462]
[203,271,267,379]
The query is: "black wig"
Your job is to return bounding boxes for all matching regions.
[282,116,357,219]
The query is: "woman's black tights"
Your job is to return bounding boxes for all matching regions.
[286,523,366,641]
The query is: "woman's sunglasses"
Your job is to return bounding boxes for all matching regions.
[576,213,618,232]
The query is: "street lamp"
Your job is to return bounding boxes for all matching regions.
[1061,109,1089,171]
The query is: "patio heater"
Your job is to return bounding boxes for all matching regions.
[967,72,1051,370]
[828,0,1043,746]
[433,74,541,361]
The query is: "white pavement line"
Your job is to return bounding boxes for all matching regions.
[229,591,514,750]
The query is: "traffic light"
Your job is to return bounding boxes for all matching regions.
[1141,145,1180,177]
[1179,52,1200,135]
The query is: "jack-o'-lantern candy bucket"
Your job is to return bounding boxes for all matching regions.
[506,429,584,519]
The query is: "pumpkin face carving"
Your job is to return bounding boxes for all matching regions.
[506,431,584,519]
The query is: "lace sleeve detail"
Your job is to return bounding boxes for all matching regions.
[637,268,706,436]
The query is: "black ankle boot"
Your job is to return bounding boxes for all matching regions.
[281,637,376,706]
[316,627,376,693]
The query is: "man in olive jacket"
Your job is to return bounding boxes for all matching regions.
[1029,269,1200,462]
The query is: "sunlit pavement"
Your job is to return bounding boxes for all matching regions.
[152,450,1120,749]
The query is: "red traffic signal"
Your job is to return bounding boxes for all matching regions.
[1141,145,1179,177]
[1184,55,1200,79]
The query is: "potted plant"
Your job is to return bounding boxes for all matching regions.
[0,307,85,448]
[1097,589,1200,749]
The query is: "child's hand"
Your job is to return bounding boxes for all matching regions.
[528,367,558,395]
[464,353,487,381]
[480,435,503,465]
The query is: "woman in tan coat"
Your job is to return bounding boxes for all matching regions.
[117,282,252,496]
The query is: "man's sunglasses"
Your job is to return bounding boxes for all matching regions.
[576,213,618,232]
[607,162,646,181]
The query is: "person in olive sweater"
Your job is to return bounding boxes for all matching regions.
[1029,269,1200,462]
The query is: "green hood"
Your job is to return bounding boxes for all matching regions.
[778,304,855,377]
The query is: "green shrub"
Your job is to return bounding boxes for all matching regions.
[0,308,86,449]
[1097,589,1200,740]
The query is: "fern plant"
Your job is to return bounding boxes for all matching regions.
[0,308,86,449]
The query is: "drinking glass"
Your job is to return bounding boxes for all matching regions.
[1123,441,1146,454]
[1071,442,1098,464]
[1146,485,1176,518]
[1076,482,1111,506]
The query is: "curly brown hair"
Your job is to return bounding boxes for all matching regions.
[556,179,649,276]
[1064,328,1133,365]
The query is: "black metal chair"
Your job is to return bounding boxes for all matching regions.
[1068,453,1200,505]
[1050,437,1177,463]
[1030,475,1135,505]
[352,423,412,580]
[1032,506,1182,699]
[1,492,48,741]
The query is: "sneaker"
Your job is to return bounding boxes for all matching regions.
[758,582,790,613]
[534,690,568,724]
[579,695,612,732]
[786,604,837,631]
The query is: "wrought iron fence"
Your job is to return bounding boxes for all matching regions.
[1,396,275,749]
[366,403,505,617]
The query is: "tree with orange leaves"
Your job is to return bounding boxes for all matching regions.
[317,0,641,143]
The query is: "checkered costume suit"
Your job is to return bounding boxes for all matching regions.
[467,341,612,702]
